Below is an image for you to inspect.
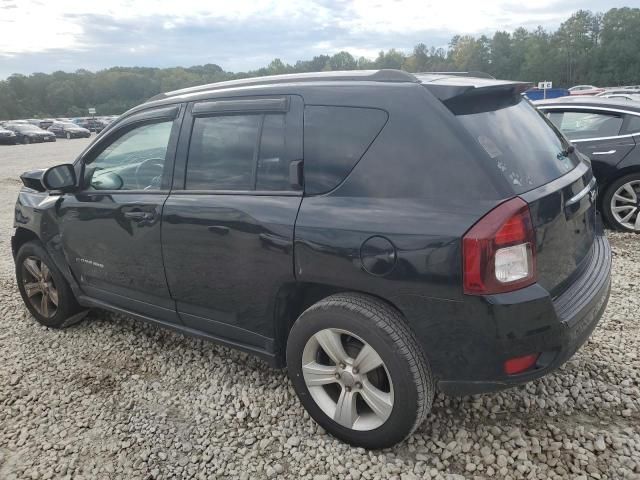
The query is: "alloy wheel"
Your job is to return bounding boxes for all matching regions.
[21,256,58,318]
[301,328,394,431]
[610,180,640,231]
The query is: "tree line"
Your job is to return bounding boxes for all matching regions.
[1,7,639,119]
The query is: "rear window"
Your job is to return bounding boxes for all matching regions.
[454,99,579,194]
[304,106,388,194]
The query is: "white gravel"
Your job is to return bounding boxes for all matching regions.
[0,141,639,479]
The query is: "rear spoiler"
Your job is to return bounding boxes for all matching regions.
[423,79,533,102]
[424,80,534,115]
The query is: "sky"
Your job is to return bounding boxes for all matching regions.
[0,0,634,79]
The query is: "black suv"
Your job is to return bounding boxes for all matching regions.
[12,70,611,449]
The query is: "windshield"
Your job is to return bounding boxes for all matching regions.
[61,122,79,128]
[454,98,579,194]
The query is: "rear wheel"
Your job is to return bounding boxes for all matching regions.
[66,131,71,139]
[15,241,83,328]
[22,136,30,144]
[602,173,640,233]
[286,293,434,449]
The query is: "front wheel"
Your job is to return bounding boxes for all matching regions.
[15,241,84,328]
[286,293,434,449]
[22,136,30,144]
[602,173,640,233]
[66,132,71,139]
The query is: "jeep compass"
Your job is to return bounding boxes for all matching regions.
[12,70,611,449]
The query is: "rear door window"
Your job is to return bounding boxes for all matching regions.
[454,99,579,194]
[186,115,261,190]
[185,110,297,191]
[547,110,623,140]
[304,106,388,194]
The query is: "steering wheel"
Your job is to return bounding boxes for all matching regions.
[134,158,164,190]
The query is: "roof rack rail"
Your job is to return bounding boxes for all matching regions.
[150,69,419,101]
[419,71,496,80]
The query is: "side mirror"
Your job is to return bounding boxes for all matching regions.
[42,164,76,192]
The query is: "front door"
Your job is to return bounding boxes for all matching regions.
[58,105,183,323]
[162,96,303,354]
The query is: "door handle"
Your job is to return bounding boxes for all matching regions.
[592,150,616,155]
[124,211,155,221]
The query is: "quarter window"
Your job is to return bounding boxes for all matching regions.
[304,106,388,194]
[547,111,623,140]
[84,121,173,191]
[621,115,640,135]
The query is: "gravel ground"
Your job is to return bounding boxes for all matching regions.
[0,140,639,479]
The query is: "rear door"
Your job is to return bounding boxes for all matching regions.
[161,95,303,353]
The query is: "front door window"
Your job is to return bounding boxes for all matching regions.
[84,121,173,191]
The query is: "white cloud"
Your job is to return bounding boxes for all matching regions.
[0,0,582,55]
[0,0,627,77]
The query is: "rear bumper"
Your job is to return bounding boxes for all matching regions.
[436,231,611,396]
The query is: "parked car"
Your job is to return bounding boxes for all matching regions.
[536,96,640,232]
[569,85,605,96]
[598,93,640,102]
[4,123,56,144]
[0,126,17,144]
[72,118,105,133]
[597,89,640,96]
[48,121,91,139]
[12,70,611,449]
[26,118,55,130]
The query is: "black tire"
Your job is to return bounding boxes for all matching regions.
[286,293,434,449]
[15,241,83,328]
[601,172,640,233]
[22,136,30,144]
[66,132,71,139]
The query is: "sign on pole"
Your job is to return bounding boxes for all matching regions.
[88,107,96,116]
[538,81,552,99]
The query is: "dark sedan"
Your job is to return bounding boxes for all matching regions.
[48,121,91,139]
[0,127,17,145]
[536,97,640,232]
[4,123,57,144]
[72,118,105,133]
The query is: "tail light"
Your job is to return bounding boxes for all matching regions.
[463,197,536,295]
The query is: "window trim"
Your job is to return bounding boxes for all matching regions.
[540,105,640,143]
[192,97,289,116]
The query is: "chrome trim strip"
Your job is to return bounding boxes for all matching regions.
[566,177,597,206]
[572,134,636,143]
[538,105,640,117]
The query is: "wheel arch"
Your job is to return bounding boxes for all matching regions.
[600,164,640,199]
[11,227,39,259]
[273,282,408,366]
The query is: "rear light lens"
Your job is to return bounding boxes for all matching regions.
[504,353,539,375]
[463,197,536,295]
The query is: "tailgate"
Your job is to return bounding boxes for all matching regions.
[520,161,597,296]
